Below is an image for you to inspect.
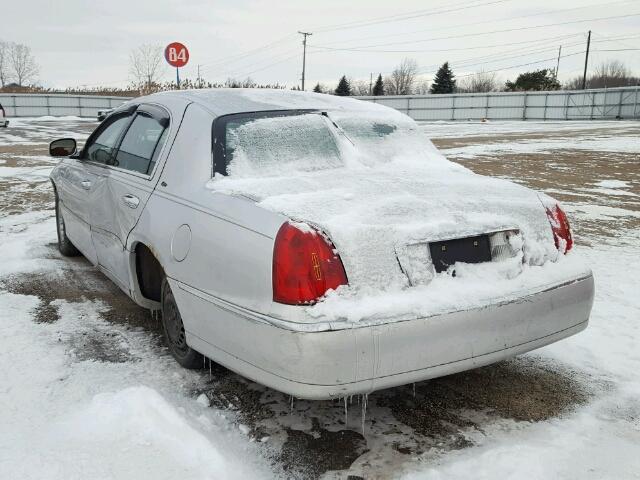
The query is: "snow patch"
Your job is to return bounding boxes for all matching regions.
[595,179,630,189]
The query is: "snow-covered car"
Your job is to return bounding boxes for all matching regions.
[48,89,594,400]
[0,102,9,127]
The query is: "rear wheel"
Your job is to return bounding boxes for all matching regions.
[161,278,203,369]
[55,194,80,257]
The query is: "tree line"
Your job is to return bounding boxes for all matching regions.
[1,42,638,97]
[317,58,639,96]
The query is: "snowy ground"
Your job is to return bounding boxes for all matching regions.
[0,118,639,479]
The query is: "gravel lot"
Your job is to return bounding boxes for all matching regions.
[1,117,638,479]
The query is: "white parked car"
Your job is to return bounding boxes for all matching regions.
[49,89,594,399]
[0,102,9,127]
[97,108,114,122]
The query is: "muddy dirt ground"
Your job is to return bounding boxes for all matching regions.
[0,118,637,479]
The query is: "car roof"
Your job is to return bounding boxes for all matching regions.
[140,88,387,118]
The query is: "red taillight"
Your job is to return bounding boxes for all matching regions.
[545,204,573,254]
[272,222,348,305]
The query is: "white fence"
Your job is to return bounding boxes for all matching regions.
[1,87,639,121]
[0,94,131,118]
[358,86,640,121]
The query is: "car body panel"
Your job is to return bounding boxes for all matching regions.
[91,170,155,289]
[53,159,101,264]
[175,273,593,399]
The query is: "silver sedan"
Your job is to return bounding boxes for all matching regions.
[49,89,594,400]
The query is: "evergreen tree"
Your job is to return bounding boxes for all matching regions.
[313,82,323,93]
[430,62,456,94]
[334,75,352,96]
[372,74,384,96]
[505,69,560,91]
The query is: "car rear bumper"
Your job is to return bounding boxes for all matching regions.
[177,273,594,400]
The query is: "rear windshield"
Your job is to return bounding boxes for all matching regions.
[215,109,434,178]
[222,113,343,177]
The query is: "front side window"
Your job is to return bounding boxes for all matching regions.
[85,115,131,164]
[113,114,168,175]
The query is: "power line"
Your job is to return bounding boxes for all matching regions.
[451,51,588,79]
[416,44,586,75]
[592,48,640,52]
[313,0,635,47]
[592,32,640,49]
[311,12,640,50]
[224,52,302,80]
[310,0,511,33]
[203,46,300,80]
[308,33,583,54]
[198,33,296,71]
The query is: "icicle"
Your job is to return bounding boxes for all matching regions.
[413,383,416,398]
[290,395,294,413]
[344,396,348,426]
[361,394,368,436]
[208,358,212,380]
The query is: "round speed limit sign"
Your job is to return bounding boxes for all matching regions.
[165,42,189,68]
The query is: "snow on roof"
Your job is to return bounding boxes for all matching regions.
[148,88,389,117]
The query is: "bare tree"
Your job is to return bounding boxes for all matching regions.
[413,78,430,94]
[9,43,39,86]
[0,41,11,87]
[129,44,164,92]
[457,70,498,93]
[351,78,371,96]
[591,60,633,88]
[563,76,584,90]
[564,60,639,89]
[385,58,418,95]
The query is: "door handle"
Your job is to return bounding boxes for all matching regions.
[122,194,140,209]
[81,180,91,190]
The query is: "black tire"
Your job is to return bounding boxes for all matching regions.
[55,194,80,257]
[161,278,203,369]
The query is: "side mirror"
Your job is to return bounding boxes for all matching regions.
[49,138,77,157]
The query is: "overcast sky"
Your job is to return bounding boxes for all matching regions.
[3,0,639,89]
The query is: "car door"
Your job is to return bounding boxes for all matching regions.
[55,113,132,265]
[90,104,170,290]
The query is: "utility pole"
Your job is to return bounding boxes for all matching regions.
[582,30,591,90]
[555,45,562,79]
[197,64,201,88]
[298,31,312,91]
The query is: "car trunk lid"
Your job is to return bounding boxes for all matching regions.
[211,162,557,291]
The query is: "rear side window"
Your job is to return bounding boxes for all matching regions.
[85,115,131,164]
[113,114,168,175]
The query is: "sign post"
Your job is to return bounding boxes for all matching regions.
[164,42,189,89]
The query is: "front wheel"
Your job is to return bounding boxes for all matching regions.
[55,194,80,257]
[161,278,203,369]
